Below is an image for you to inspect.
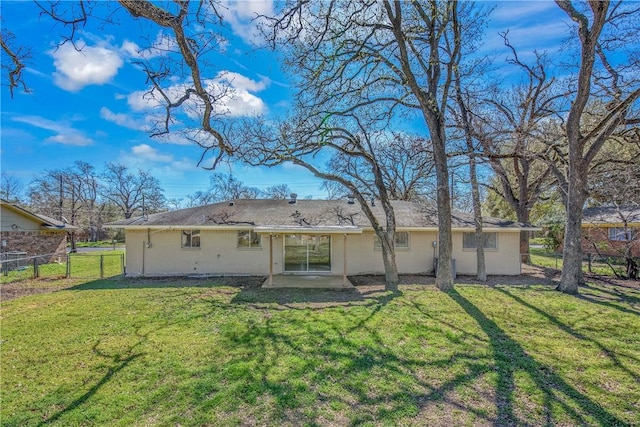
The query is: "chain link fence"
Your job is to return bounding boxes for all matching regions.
[542,251,639,278]
[1,252,124,284]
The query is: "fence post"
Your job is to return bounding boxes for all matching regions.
[587,253,592,273]
[66,255,71,278]
[100,254,104,279]
[120,253,125,277]
[33,258,39,279]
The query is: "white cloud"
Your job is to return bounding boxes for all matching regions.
[50,41,124,92]
[121,144,197,176]
[218,0,274,44]
[45,133,93,146]
[131,144,174,163]
[125,71,269,118]
[218,71,270,92]
[100,107,147,131]
[11,115,93,146]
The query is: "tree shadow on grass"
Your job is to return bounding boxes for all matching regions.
[447,289,629,427]
[496,287,640,383]
[37,328,148,426]
[69,276,267,291]
[578,282,640,316]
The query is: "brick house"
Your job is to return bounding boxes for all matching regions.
[582,206,640,257]
[1,199,78,265]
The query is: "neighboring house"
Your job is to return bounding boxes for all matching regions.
[582,206,640,257]
[106,198,537,280]
[1,199,78,266]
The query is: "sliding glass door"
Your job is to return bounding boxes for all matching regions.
[284,235,331,272]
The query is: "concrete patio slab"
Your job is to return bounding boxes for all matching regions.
[263,275,354,289]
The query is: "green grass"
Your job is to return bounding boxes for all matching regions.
[1,251,124,284]
[2,278,639,426]
[72,240,124,248]
[530,247,629,277]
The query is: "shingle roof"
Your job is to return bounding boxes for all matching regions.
[582,206,640,226]
[105,199,537,231]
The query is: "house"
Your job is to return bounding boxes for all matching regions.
[106,198,537,281]
[1,199,78,267]
[582,206,640,257]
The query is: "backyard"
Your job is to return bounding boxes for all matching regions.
[1,269,639,426]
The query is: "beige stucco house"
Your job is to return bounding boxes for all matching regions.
[1,199,77,266]
[107,198,536,281]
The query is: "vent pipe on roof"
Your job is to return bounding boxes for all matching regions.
[289,193,297,204]
[347,195,355,204]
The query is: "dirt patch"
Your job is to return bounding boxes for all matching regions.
[349,264,640,289]
[1,275,267,303]
[2,268,638,303]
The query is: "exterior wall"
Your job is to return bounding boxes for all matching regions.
[582,226,640,257]
[1,206,42,232]
[125,229,277,277]
[125,228,522,277]
[346,231,437,275]
[0,231,68,263]
[452,231,522,275]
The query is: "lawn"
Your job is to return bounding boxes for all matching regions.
[1,250,124,284]
[1,277,639,426]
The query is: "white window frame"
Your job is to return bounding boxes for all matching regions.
[237,230,262,249]
[608,227,634,241]
[463,232,498,250]
[374,231,410,250]
[181,230,201,249]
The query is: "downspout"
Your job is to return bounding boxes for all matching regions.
[142,228,151,276]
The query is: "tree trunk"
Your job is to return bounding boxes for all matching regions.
[433,134,454,291]
[469,155,486,282]
[380,238,399,292]
[558,173,587,293]
[517,209,532,264]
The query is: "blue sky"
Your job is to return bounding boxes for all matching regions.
[1,1,569,202]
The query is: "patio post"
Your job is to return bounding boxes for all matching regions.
[343,233,347,286]
[269,234,273,286]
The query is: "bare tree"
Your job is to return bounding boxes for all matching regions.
[451,70,487,281]
[238,115,405,290]
[100,163,166,219]
[321,181,349,200]
[263,184,291,200]
[1,173,24,204]
[28,167,84,250]
[477,36,564,264]
[245,0,488,290]
[72,161,102,242]
[553,0,640,294]
[208,173,261,201]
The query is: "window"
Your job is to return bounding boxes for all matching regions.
[374,231,410,249]
[608,227,635,241]
[237,230,261,248]
[463,232,497,250]
[182,230,200,248]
